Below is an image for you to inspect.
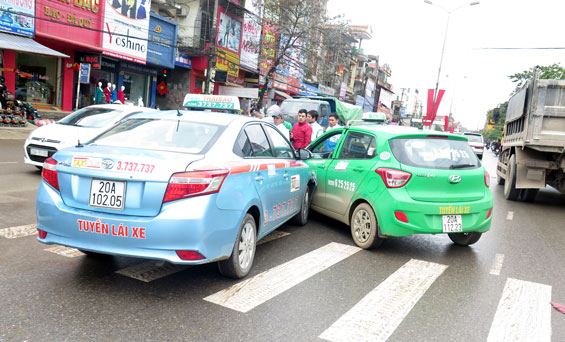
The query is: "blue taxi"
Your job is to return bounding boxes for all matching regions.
[36,108,315,278]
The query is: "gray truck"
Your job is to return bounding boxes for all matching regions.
[496,70,565,201]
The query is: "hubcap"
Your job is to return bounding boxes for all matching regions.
[301,191,309,220]
[353,209,372,243]
[238,222,255,270]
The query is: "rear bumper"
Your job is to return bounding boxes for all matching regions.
[36,181,244,264]
[370,188,493,237]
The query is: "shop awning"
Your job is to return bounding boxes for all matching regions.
[274,90,291,100]
[0,33,69,58]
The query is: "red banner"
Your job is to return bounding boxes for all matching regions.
[424,89,445,126]
[444,115,449,131]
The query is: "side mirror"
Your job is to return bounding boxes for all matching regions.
[297,148,312,160]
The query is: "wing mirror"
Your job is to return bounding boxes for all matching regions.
[297,148,312,160]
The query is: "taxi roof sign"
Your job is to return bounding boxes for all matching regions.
[183,94,240,113]
[362,112,387,122]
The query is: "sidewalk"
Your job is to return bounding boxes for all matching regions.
[0,123,38,140]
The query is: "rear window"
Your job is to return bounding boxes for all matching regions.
[91,118,222,153]
[389,138,480,169]
[464,134,483,143]
[59,107,125,128]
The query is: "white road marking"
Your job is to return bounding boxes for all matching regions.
[204,242,361,313]
[257,230,290,245]
[489,253,505,276]
[487,278,552,342]
[44,246,85,258]
[0,224,37,239]
[115,261,190,282]
[319,259,447,342]
[506,211,514,220]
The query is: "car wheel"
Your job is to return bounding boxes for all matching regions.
[218,213,256,279]
[478,154,483,160]
[503,154,520,201]
[291,189,310,226]
[350,203,383,249]
[448,232,482,246]
[520,188,538,202]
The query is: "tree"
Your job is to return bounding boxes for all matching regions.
[508,63,565,95]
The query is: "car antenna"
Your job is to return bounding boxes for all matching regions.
[76,139,83,148]
[175,100,182,117]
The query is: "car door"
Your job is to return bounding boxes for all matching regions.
[305,128,345,208]
[242,124,290,233]
[325,130,377,216]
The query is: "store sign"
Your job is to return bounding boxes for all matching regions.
[227,75,245,86]
[78,53,101,69]
[79,63,91,83]
[240,14,260,71]
[273,73,287,91]
[103,0,151,64]
[216,48,239,78]
[175,53,192,69]
[0,0,34,37]
[355,95,364,107]
[318,84,334,96]
[216,10,241,54]
[147,13,177,68]
[276,34,304,84]
[259,24,276,85]
[36,0,102,47]
[339,82,347,100]
[299,82,318,96]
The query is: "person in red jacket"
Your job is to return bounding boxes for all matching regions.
[291,109,312,149]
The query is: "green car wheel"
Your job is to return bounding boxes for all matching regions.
[350,203,383,249]
[448,232,482,246]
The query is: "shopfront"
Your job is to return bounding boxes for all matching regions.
[118,63,157,108]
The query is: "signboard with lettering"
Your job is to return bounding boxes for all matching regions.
[0,0,34,37]
[318,84,335,96]
[79,63,91,83]
[147,13,177,68]
[77,53,101,69]
[216,48,239,78]
[259,24,276,85]
[103,0,152,64]
[216,9,241,54]
[175,53,192,69]
[241,14,260,71]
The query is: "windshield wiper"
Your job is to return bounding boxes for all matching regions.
[450,163,476,169]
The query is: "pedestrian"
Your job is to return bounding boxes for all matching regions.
[324,113,342,151]
[290,109,312,150]
[272,112,290,140]
[307,110,324,141]
[251,109,263,119]
[325,113,342,132]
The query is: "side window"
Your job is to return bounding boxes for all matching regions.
[338,132,376,159]
[309,130,343,159]
[320,105,329,119]
[244,124,273,157]
[263,125,295,158]
[234,131,254,157]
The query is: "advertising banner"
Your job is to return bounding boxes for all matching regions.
[299,82,318,96]
[259,24,276,85]
[175,52,191,69]
[241,14,260,71]
[276,34,304,86]
[339,82,347,100]
[318,84,334,96]
[103,0,152,64]
[217,10,241,54]
[0,0,34,37]
[216,48,239,77]
[147,13,177,68]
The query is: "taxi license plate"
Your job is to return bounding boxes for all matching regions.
[89,179,125,210]
[30,148,49,157]
[442,215,462,233]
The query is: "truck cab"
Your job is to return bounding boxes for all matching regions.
[279,99,330,128]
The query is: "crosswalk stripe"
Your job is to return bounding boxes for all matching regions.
[0,224,37,239]
[115,261,191,282]
[319,259,448,342]
[204,242,361,313]
[489,253,505,276]
[257,230,290,246]
[487,278,551,341]
[506,211,514,220]
[44,246,85,258]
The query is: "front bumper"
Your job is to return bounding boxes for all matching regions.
[36,181,244,264]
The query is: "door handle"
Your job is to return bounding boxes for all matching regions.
[255,175,264,182]
[353,167,364,172]
[317,165,326,169]
[283,172,290,179]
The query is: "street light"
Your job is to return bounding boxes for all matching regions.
[424,0,479,125]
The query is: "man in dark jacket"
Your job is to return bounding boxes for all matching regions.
[290,109,312,149]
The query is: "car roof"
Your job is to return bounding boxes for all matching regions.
[282,99,327,105]
[347,124,468,140]
[128,110,264,126]
[83,104,156,112]
[462,132,482,136]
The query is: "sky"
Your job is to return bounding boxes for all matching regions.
[327,0,565,130]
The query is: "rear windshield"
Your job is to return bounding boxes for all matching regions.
[91,118,223,153]
[464,134,483,143]
[59,107,125,128]
[389,138,480,169]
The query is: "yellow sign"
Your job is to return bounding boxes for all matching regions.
[216,49,240,78]
[154,25,162,34]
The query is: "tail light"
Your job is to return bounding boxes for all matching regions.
[163,169,229,203]
[176,250,205,260]
[375,168,412,188]
[486,208,492,219]
[42,157,59,191]
[484,171,490,187]
[394,211,409,223]
[477,145,484,149]
[37,229,47,239]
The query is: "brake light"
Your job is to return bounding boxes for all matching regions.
[176,250,205,260]
[394,211,409,223]
[426,135,448,139]
[477,145,484,149]
[163,169,229,203]
[375,168,412,188]
[37,229,47,239]
[486,208,492,219]
[42,157,59,191]
[484,171,490,187]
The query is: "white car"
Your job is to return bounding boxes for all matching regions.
[462,132,484,160]
[24,104,157,168]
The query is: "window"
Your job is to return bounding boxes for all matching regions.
[234,131,254,157]
[244,124,273,157]
[59,108,125,128]
[309,130,343,159]
[320,105,329,119]
[264,125,294,158]
[338,132,376,159]
[389,138,480,169]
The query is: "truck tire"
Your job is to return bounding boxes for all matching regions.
[503,154,520,201]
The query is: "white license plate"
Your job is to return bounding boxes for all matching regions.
[442,215,462,233]
[89,179,125,210]
[30,148,49,157]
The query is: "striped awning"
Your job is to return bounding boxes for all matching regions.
[0,32,69,58]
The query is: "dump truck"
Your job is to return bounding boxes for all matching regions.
[279,96,363,128]
[496,69,565,201]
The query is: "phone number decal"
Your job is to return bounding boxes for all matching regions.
[116,161,155,174]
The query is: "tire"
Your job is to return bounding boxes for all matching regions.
[291,189,310,226]
[448,232,482,246]
[520,188,538,202]
[218,213,257,279]
[350,203,383,249]
[478,154,483,160]
[503,154,520,201]
[496,173,505,185]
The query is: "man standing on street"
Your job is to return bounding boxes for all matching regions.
[272,113,290,140]
[291,109,312,150]
[324,113,342,151]
[307,110,324,142]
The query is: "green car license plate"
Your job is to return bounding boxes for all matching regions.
[442,215,462,233]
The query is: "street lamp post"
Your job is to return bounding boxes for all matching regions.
[424,0,479,125]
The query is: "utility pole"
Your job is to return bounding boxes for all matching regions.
[204,0,219,94]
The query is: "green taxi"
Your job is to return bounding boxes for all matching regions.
[304,116,493,249]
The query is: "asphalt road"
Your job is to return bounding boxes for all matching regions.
[1,137,564,342]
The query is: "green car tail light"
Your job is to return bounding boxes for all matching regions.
[375,168,412,188]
